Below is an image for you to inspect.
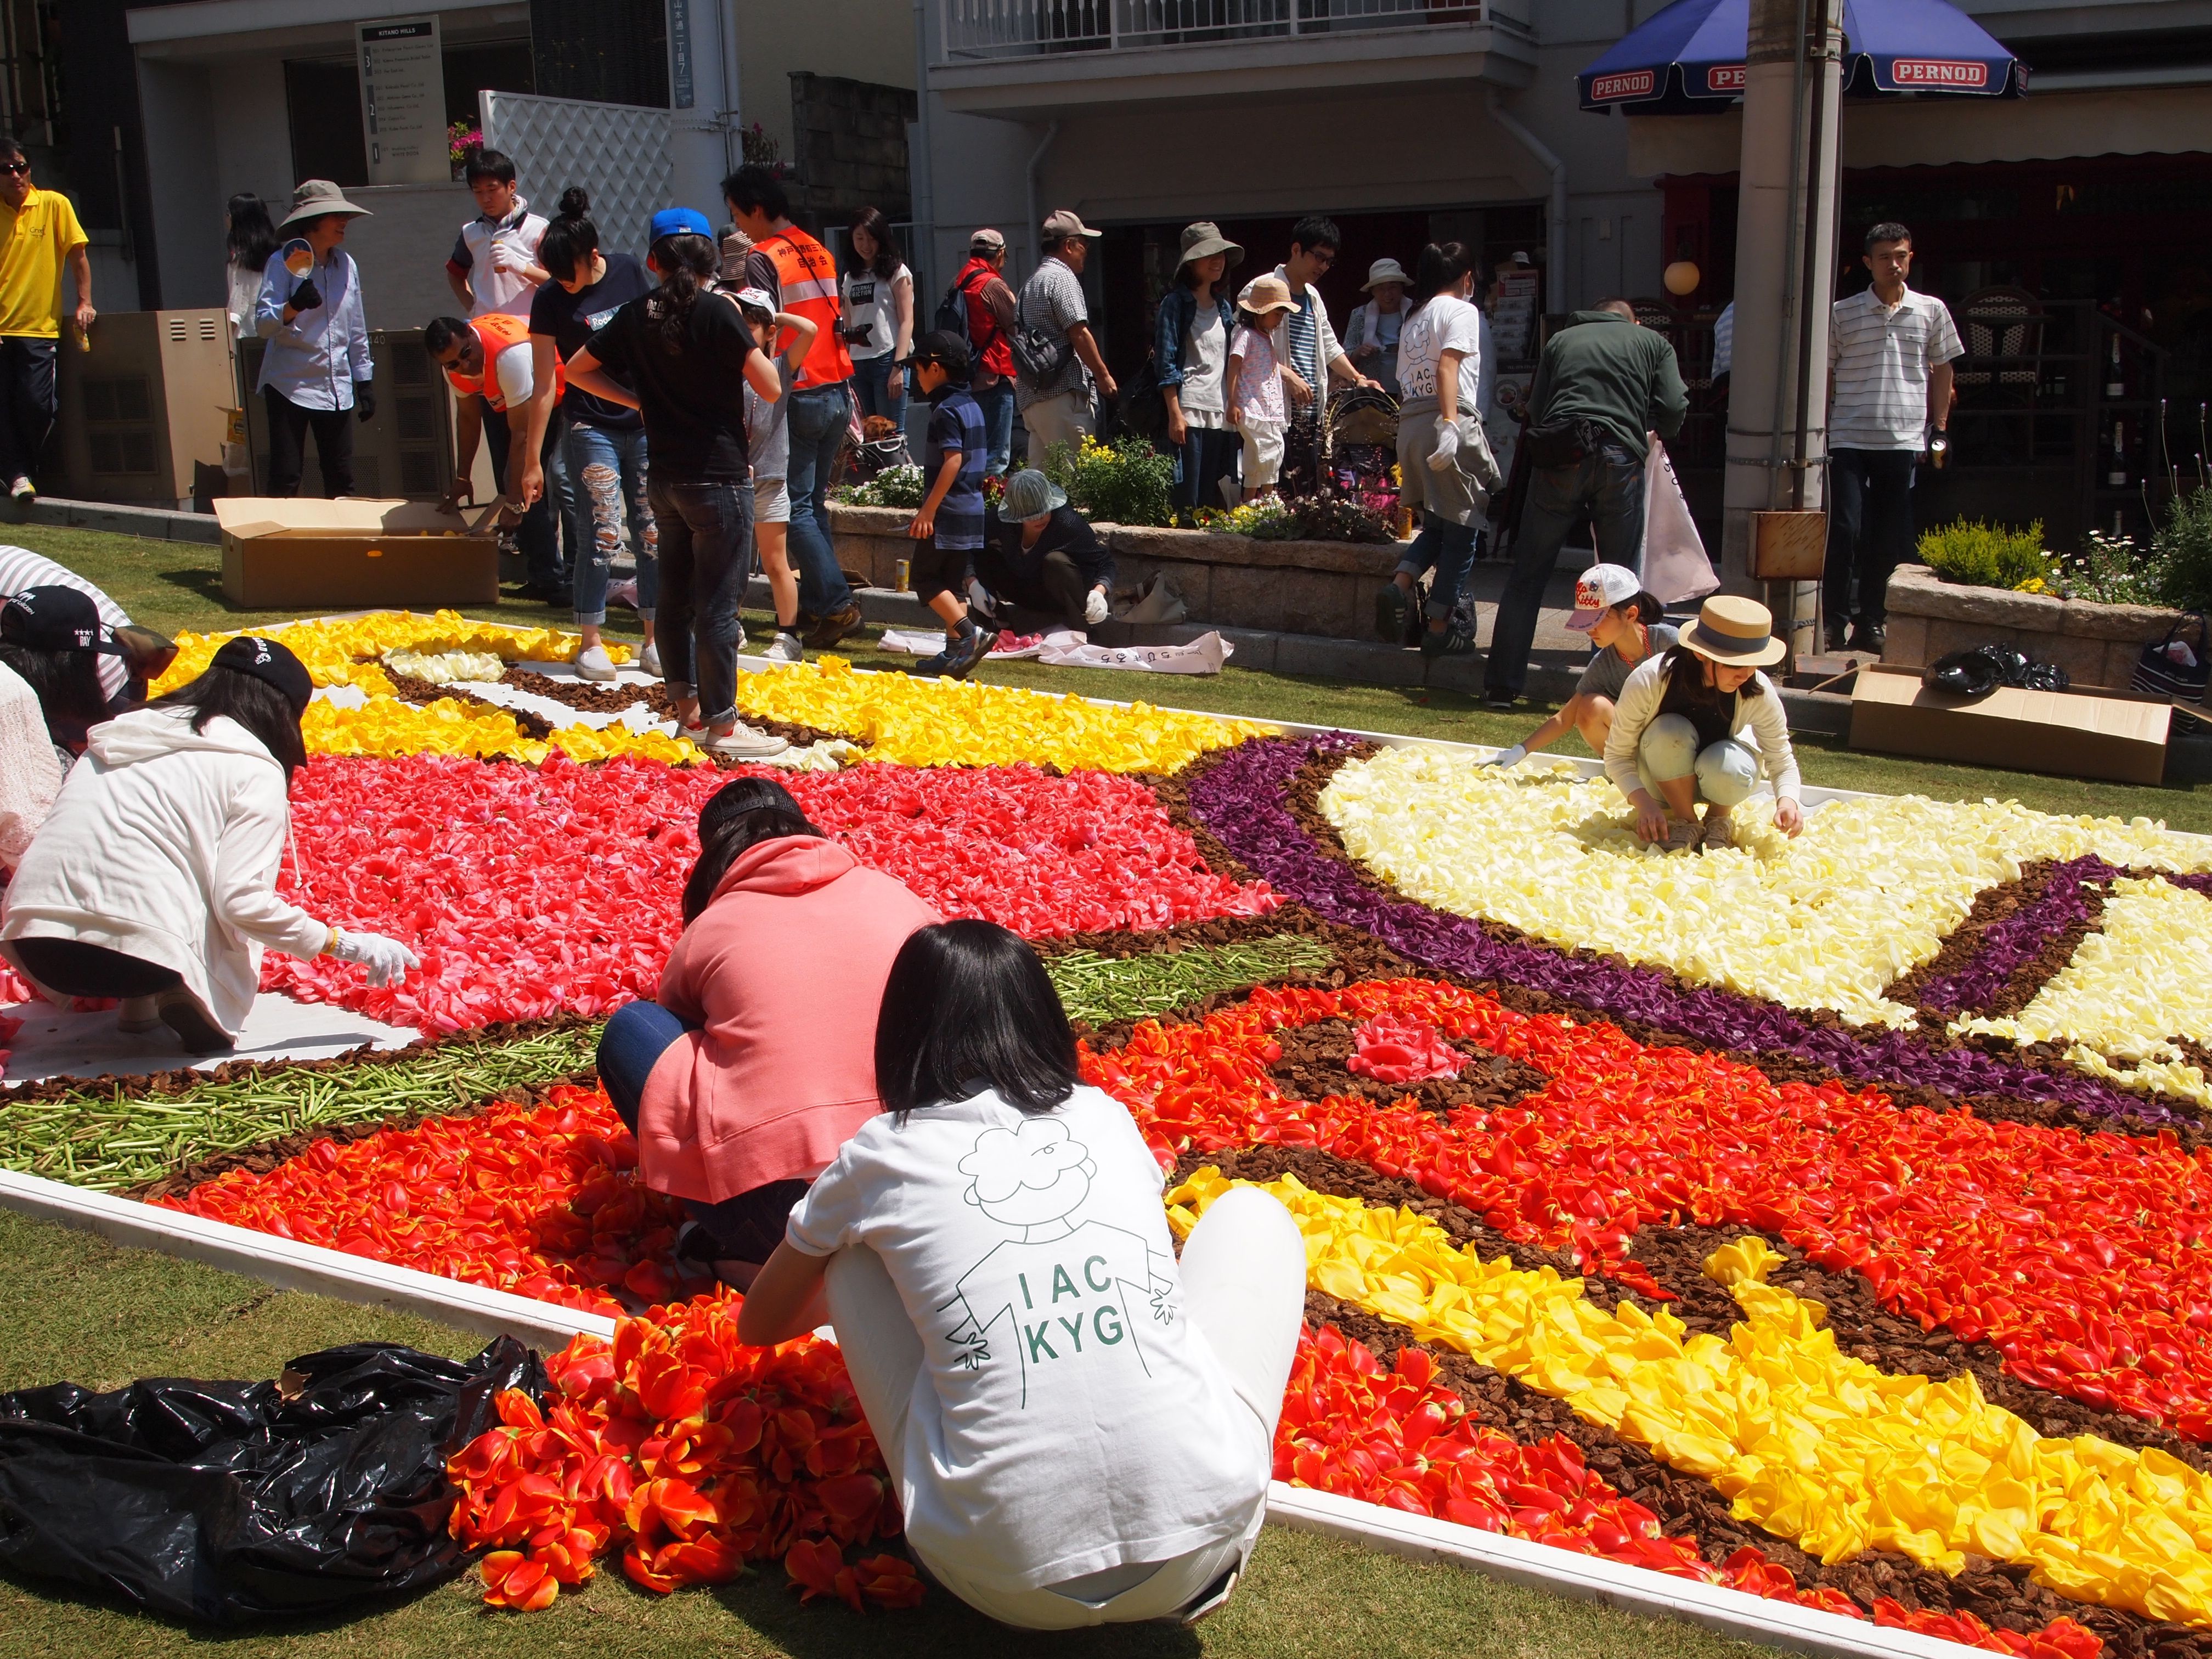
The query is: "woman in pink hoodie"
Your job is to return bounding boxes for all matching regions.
[596,776,940,1283]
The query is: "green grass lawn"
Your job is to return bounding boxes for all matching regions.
[0,1210,1769,1659]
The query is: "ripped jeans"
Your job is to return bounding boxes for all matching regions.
[566,420,658,625]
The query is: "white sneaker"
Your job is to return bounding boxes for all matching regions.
[705,723,789,760]
[9,475,31,502]
[733,622,748,653]
[575,644,617,682]
[640,641,662,676]
[764,632,804,664]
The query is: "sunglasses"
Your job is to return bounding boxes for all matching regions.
[0,163,29,178]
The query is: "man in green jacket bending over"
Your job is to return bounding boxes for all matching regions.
[1483,300,1686,709]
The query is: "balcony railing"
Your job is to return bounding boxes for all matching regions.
[941,0,1494,61]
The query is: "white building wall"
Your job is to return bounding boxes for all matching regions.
[208,56,297,215]
[136,58,226,311]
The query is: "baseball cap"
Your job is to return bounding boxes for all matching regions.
[1041,208,1101,241]
[730,285,776,318]
[907,329,972,376]
[649,206,713,242]
[211,634,314,716]
[0,586,123,654]
[969,227,1006,253]
[1565,563,1646,633]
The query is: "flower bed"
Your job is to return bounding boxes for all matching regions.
[1881,565,2189,691]
[18,608,2212,1650]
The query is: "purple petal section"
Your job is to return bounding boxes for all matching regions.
[1917,855,2115,1018]
[1186,736,2187,1128]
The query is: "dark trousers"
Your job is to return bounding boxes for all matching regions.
[908,532,974,607]
[975,542,1088,627]
[482,397,569,590]
[9,938,179,998]
[650,476,752,727]
[0,336,57,484]
[263,385,356,498]
[1172,425,1240,516]
[1825,448,1917,629]
[1486,442,1645,699]
[598,999,811,1264]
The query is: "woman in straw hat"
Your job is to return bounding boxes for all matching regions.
[1342,257,1411,399]
[1155,221,1244,519]
[253,180,375,498]
[1603,594,1805,853]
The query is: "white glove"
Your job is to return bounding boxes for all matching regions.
[1480,744,1528,769]
[1426,417,1463,473]
[1084,586,1110,627]
[330,928,420,988]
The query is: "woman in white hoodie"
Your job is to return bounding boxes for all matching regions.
[1,635,418,1053]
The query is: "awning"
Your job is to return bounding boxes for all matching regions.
[1578,0,2027,114]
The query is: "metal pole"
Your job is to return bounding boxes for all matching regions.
[912,0,939,297]
[1025,119,1061,281]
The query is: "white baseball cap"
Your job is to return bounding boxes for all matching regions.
[1566,563,1645,633]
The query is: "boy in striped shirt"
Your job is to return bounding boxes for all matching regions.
[1824,222,1960,653]
[906,331,995,680]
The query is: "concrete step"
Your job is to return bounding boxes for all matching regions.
[8,493,222,545]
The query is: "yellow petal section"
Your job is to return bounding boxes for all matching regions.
[729,656,1268,774]
[1319,747,2212,1030]
[1167,1167,2212,1628]
[300,696,702,766]
[151,611,625,700]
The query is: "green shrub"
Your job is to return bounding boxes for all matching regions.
[1041,437,1176,528]
[2152,488,2212,611]
[1917,519,2052,591]
[2049,530,2169,606]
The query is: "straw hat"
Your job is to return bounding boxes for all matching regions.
[1680,594,1786,668]
[1241,273,1297,317]
[279,179,373,229]
[1362,257,1412,291]
[1176,220,1244,275]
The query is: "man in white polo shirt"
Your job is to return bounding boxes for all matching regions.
[1824,221,1959,653]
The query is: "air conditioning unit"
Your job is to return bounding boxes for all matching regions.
[237,329,462,501]
[53,309,232,508]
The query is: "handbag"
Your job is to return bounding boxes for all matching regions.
[2131,613,2210,704]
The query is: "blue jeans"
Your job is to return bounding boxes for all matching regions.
[1487,443,1646,699]
[784,382,855,619]
[650,476,751,727]
[567,421,657,625]
[482,398,570,591]
[1395,511,1481,623]
[597,1001,811,1264]
[973,378,1017,477]
[851,353,906,430]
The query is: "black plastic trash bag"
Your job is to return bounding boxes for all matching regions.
[0,1338,544,1624]
[1925,646,2006,700]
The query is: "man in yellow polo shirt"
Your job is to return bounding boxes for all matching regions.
[0,137,92,503]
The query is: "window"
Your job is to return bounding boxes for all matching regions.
[285,58,370,188]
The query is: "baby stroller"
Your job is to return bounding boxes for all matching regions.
[1322,385,1401,505]
[842,414,915,485]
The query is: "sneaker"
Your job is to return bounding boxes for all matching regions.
[704,723,789,760]
[155,986,233,1055]
[941,624,996,681]
[763,631,804,664]
[574,644,617,682]
[640,641,662,677]
[1658,816,1701,854]
[966,578,999,622]
[733,621,748,654]
[1849,620,1887,654]
[803,601,864,650]
[1482,691,1516,711]
[1420,622,1475,658]
[116,995,161,1034]
[1697,811,1737,852]
[9,475,31,503]
[1825,621,1850,654]
[1375,583,1411,644]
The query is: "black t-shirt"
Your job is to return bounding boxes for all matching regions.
[530,252,654,429]
[584,287,758,481]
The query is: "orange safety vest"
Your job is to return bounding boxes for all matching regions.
[442,312,563,413]
[759,228,854,391]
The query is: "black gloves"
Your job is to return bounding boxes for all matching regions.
[354,385,376,424]
[289,279,323,312]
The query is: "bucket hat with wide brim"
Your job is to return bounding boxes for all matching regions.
[1176,221,1245,276]
[279,179,374,230]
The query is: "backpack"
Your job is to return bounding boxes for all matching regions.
[934,266,986,351]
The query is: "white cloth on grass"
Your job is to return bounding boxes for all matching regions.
[0,706,331,1035]
[786,1083,1278,1598]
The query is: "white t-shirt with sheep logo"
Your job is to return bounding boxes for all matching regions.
[785,1084,1267,1593]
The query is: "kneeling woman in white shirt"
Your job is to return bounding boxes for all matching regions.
[0,635,418,1052]
[737,919,1306,1629]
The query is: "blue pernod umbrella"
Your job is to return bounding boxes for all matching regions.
[1578,0,2027,113]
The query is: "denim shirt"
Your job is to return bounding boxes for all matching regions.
[254,247,373,411]
[1153,285,1238,391]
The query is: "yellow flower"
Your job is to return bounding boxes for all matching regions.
[1170,1170,2212,1628]
[301,696,702,766]
[151,610,625,698]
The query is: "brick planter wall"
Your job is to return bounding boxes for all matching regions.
[1880,563,2187,690]
[828,505,1400,641]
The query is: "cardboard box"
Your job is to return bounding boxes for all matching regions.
[1848,662,2172,785]
[215,498,498,609]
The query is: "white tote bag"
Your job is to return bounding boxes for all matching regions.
[1641,437,1719,606]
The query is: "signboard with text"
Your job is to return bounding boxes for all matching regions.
[358,15,449,186]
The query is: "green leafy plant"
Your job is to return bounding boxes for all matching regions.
[1041,437,1176,528]
[2151,488,2212,611]
[834,464,927,510]
[2047,530,2169,607]
[1917,519,2053,592]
